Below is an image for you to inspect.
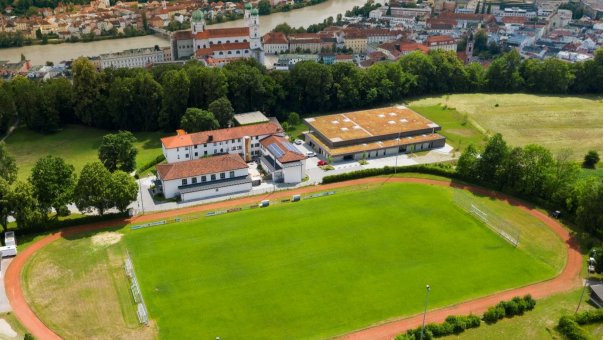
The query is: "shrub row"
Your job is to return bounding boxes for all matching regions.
[557,309,603,340]
[137,154,166,175]
[10,211,129,237]
[321,163,458,184]
[484,295,537,323]
[395,314,481,340]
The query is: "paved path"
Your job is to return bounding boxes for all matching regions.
[0,258,13,313]
[0,117,19,143]
[4,178,582,340]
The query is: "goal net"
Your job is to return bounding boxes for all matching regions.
[452,188,520,247]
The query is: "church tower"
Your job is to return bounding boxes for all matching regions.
[465,32,474,65]
[249,8,261,50]
[191,9,206,35]
[244,2,252,27]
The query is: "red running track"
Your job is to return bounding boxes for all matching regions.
[4,178,583,340]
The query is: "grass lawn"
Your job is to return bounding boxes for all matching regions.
[447,288,602,340]
[122,183,562,340]
[4,124,168,181]
[405,94,602,160]
[410,105,486,152]
[21,227,157,340]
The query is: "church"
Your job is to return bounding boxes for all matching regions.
[170,3,264,67]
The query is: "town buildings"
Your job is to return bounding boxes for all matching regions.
[99,45,169,69]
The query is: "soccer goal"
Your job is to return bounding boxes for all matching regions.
[453,188,520,247]
[125,250,150,325]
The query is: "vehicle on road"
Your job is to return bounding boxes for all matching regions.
[295,139,303,145]
[306,151,316,158]
[317,160,328,166]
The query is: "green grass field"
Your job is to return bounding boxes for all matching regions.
[406,94,602,159]
[4,124,168,181]
[122,183,563,340]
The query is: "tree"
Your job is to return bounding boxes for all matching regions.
[478,133,508,182]
[0,80,13,134]
[281,122,290,131]
[109,171,138,212]
[517,144,554,197]
[567,177,603,237]
[224,60,267,113]
[258,0,271,15]
[287,112,300,127]
[44,77,75,125]
[0,142,17,185]
[289,61,333,112]
[142,11,148,31]
[456,144,480,180]
[8,181,42,231]
[208,97,235,128]
[187,66,228,109]
[29,156,76,217]
[592,247,603,274]
[180,108,219,133]
[72,58,106,128]
[159,69,190,131]
[73,161,112,215]
[485,50,524,92]
[98,131,139,173]
[583,150,600,168]
[0,178,11,232]
[547,149,580,205]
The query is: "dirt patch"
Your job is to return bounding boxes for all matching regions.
[91,232,123,247]
[0,318,17,338]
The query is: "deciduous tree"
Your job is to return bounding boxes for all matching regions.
[73,161,112,215]
[109,171,138,212]
[98,131,138,172]
[0,142,17,185]
[180,108,219,133]
[208,97,235,128]
[29,155,76,217]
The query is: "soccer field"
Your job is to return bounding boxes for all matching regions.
[124,183,560,340]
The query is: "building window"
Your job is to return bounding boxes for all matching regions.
[177,155,180,159]
[213,142,217,146]
[204,143,207,147]
[214,149,217,153]
[177,147,179,151]
[232,147,236,151]
[229,171,235,178]
[194,145,198,149]
[211,174,216,181]
[185,154,189,158]
[238,138,241,142]
[182,179,187,185]
[220,172,226,179]
[204,151,208,155]
[220,148,223,153]
[192,177,197,184]
[201,175,206,182]
[195,152,198,157]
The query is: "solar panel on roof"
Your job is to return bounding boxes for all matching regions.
[283,142,303,154]
[268,143,285,158]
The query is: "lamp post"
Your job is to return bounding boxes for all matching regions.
[420,285,430,340]
[575,249,596,314]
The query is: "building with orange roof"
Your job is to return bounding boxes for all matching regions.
[263,32,289,54]
[424,35,456,51]
[304,106,445,161]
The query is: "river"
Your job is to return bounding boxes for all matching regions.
[0,0,369,65]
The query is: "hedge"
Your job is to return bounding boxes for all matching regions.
[485,295,537,323]
[137,154,166,175]
[394,313,481,340]
[9,211,129,237]
[321,164,459,184]
[557,309,603,340]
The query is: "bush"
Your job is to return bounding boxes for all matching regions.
[137,154,166,175]
[583,150,600,168]
[573,309,603,325]
[321,164,458,184]
[24,333,35,340]
[558,316,591,340]
[320,165,335,171]
[11,211,129,237]
[358,159,368,165]
[485,295,535,324]
[524,294,537,311]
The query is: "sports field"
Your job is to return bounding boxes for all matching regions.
[121,183,562,340]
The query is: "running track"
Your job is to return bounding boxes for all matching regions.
[4,178,583,340]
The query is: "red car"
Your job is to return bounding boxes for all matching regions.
[317,160,328,166]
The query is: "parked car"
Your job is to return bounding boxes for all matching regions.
[317,160,328,166]
[295,139,303,145]
[306,152,316,158]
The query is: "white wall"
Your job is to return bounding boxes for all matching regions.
[181,181,252,201]
[161,167,249,198]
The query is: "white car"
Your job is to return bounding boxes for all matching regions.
[295,139,303,145]
[306,151,316,158]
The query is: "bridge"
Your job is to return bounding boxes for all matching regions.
[150,27,173,39]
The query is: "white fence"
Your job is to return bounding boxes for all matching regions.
[125,250,149,325]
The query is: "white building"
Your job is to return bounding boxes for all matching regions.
[424,35,457,51]
[259,135,307,184]
[156,153,252,201]
[160,122,285,164]
[99,46,165,69]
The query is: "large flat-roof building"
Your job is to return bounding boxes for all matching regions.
[304,106,446,162]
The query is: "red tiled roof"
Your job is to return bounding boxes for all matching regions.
[336,54,352,59]
[502,16,529,24]
[263,32,288,45]
[364,28,396,36]
[161,122,283,149]
[289,33,320,39]
[289,37,322,44]
[210,42,250,51]
[399,42,430,53]
[425,35,454,43]
[172,30,193,39]
[156,153,247,181]
[194,27,249,39]
[260,135,306,163]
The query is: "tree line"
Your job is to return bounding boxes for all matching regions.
[457,133,603,238]
[0,47,601,136]
[0,132,139,232]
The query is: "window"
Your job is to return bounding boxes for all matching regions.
[220,172,226,179]
[213,142,217,146]
[192,177,197,184]
[201,175,206,182]
[211,174,216,181]
[238,138,241,142]
[184,147,188,150]
[195,152,198,157]
[237,146,242,150]
[229,171,235,178]
[220,148,223,153]
[204,151,208,155]
[182,179,187,185]
[194,145,198,149]
[177,155,180,159]
[232,147,236,151]
[177,147,179,151]
[214,149,217,153]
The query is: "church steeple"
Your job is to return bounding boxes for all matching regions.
[465,32,474,65]
[249,8,261,50]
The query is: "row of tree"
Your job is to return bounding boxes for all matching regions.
[0,140,138,232]
[1,47,601,135]
[457,134,603,238]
